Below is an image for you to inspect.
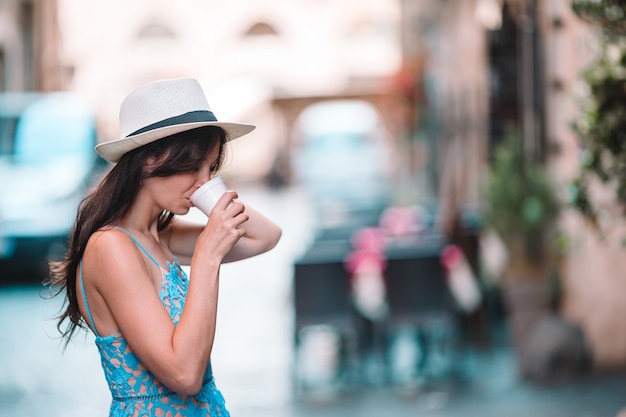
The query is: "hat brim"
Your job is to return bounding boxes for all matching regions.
[96,121,255,163]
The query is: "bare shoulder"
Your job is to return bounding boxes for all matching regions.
[82,227,149,286]
[84,227,137,261]
[79,227,157,337]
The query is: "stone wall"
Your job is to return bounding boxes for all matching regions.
[540,0,626,369]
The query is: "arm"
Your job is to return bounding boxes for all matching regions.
[84,203,248,395]
[167,190,282,264]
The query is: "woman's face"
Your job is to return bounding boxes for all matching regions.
[144,145,221,215]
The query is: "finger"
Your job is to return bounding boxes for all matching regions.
[228,201,245,215]
[232,212,249,228]
[215,191,238,211]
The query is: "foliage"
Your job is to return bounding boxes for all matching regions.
[573,0,626,36]
[484,134,561,264]
[569,11,626,224]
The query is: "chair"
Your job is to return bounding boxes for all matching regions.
[293,259,353,335]
[383,239,459,381]
[291,240,358,392]
[384,250,452,326]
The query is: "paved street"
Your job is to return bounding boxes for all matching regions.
[0,184,625,417]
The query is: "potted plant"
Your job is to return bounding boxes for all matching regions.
[484,134,561,279]
[483,132,562,367]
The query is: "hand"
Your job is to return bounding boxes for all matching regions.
[195,191,249,261]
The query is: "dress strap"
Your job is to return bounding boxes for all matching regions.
[79,260,100,337]
[114,226,161,269]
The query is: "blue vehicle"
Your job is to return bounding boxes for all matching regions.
[291,99,394,235]
[0,92,101,282]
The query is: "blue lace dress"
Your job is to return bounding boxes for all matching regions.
[79,227,230,416]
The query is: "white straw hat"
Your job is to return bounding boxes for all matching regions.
[95,77,256,163]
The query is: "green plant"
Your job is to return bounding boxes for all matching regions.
[573,0,626,36]
[485,134,561,265]
[570,1,626,226]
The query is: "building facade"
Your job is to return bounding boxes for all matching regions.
[55,0,403,183]
[0,0,62,91]
[401,0,626,368]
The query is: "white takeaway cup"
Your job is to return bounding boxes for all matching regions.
[190,176,230,216]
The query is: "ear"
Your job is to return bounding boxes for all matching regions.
[141,155,160,178]
[143,155,160,170]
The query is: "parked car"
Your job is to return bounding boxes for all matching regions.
[0,92,101,282]
[291,99,394,235]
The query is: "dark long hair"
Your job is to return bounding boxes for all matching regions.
[46,126,227,345]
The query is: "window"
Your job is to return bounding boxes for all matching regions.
[243,22,279,37]
[137,22,177,39]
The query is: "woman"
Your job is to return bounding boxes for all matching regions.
[47,78,282,416]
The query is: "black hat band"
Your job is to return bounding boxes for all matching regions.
[127,110,217,137]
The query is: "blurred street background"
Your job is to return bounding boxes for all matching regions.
[1,0,626,416]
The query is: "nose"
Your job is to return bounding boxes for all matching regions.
[195,166,211,188]
[195,176,209,188]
